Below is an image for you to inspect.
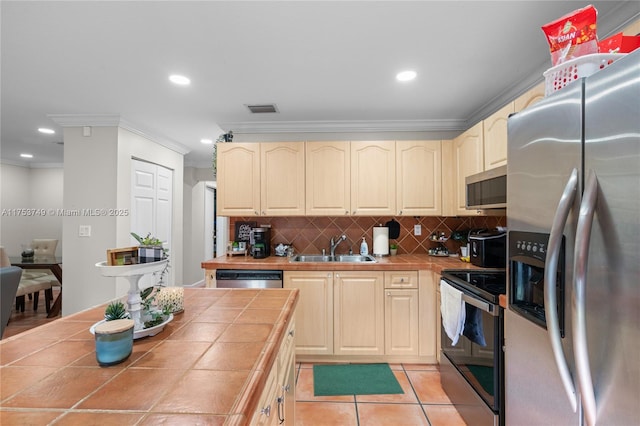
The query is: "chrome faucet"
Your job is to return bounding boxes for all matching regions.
[330,234,347,257]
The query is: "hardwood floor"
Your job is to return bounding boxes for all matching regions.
[2,287,61,340]
[3,290,467,425]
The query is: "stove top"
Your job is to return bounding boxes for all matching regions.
[441,269,506,304]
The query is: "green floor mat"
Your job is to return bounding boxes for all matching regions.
[313,363,404,396]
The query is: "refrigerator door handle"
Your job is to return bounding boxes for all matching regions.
[545,167,579,413]
[574,170,598,426]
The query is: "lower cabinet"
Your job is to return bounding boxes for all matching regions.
[334,271,385,355]
[252,319,296,425]
[285,269,437,362]
[284,271,333,355]
[384,271,419,356]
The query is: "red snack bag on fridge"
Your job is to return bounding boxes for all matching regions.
[542,5,598,66]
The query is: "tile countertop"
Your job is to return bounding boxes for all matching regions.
[0,288,299,426]
[202,253,485,274]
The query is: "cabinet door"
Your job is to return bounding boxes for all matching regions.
[305,141,350,216]
[334,271,384,355]
[216,143,260,216]
[396,140,442,216]
[419,270,438,361]
[483,102,513,170]
[452,122,484,216]
[261,142,305,216]
[385,289,419,356]
[514,82,545,112]
[350,141,395,215]
[284,271,333,355]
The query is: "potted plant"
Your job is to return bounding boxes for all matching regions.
[389,242,398,256]
[131,232,170,284]
[451,230,469,257]
[104,300,128,321]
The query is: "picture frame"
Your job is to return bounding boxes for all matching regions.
[107,246,139,266]
[234,221,256,242]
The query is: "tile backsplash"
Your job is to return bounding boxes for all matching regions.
[229,215,505,256]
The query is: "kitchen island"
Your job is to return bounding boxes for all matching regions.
[0,288,298,425]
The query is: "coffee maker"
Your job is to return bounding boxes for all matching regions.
[250,227,271,259]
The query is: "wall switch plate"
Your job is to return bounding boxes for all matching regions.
[414,224,422,236]
[79,225,91,237]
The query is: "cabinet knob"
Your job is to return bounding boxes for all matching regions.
[255,211,259,216]
[262,211,265,215]
[399,210,403,215]
[288,329,295,337]
[387,292,391,296]
[261,405,271,417]
[345,210,349,215]
[400,278,405,282]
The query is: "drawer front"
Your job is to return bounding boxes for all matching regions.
[384,271,418,289]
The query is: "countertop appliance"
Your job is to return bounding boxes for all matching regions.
[250,227,271,259]
[440,269,506,426]
[469,230,506,268]
[465,165,507,210]
[215,269,283,288]
[505,51,639,426]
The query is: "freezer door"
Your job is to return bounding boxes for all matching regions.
[505,81,583,425]
[580,51,640,426]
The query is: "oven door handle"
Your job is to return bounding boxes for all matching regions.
[545,167,579,413]
[461,293,498,316]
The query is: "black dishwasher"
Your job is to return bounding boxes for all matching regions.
[215,269,283,289]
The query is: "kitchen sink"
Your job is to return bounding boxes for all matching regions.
[290,254,376,263]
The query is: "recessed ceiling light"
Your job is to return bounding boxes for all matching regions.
[38,127,55,134]
[20,153,33,158]
[200,138,213,144]
[169,74,191,86]
[396,70,417,82]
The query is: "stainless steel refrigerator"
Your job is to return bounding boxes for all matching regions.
[505,50,639,426]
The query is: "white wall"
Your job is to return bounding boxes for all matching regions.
[0,163,63,256]
[62,126,184,315]
[183,166,215,286]
[62,126,119,315]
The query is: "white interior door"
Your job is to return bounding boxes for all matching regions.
[131,159,173,288]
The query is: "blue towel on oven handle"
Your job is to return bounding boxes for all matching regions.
[463,304,487,347]
[440,280,466,346]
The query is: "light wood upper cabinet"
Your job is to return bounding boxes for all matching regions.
[396,140,442,216]
[334,271,384,356]
[483,102,514,171]
[451,122,484,216]
[216,142,261,216]
[284,271,334,356]
[514,82,545,112]
[305,141,350,215]
[261,142,305,216]
[351,141,396,216]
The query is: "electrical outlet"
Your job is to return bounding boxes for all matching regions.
[79,225,91,237]
[414,224,422,236]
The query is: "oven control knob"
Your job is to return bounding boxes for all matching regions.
[526,244,532,251]
[532,246,538,252]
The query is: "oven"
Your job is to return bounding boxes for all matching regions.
[440,269,505,426]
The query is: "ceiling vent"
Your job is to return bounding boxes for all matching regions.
[246,104,279,114]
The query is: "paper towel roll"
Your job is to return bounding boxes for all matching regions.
[373,226,389,256]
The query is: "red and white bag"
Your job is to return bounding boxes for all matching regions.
[542,5,599,66]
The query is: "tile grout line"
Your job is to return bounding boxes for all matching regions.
[401,364,434,426]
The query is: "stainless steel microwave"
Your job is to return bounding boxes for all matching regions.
[465,165,507,209]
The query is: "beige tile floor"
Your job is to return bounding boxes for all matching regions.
[295,362,467,426]
[4,293,467,425]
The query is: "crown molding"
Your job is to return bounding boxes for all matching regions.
[218,119,467,134]
[48,114,191,155]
